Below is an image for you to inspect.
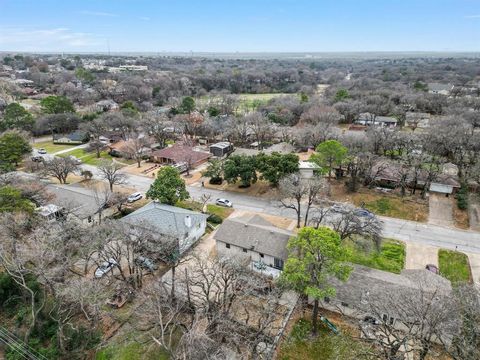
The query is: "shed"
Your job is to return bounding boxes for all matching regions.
[209,142,234,157]
[429,183,454,196]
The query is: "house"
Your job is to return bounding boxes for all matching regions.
[150,143,211,168]
[322,265,452,332]
[36,204,64,222]
[122,201,208,254]
[108,137,153,159]
[299,161,320,179]
[215,213,294,277]
[355,113,398,128]
[428,83,454,96]
[209,141,234,157]
[95,99,119,112]
[53,130,89,145]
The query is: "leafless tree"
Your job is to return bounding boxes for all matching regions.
[42,157,80,184]
[97,160,126,191]
[246,112,273,150]
[121,132,151,168]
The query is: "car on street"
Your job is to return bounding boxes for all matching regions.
[66,155,82,165]
[37,148,47,154]
[425,264,439,274]
[354,208,375,219]
[135,256,158,272]
[127,192,143,203]
[331,203,349,214]
[216,198,233,207]
[94,258,118,278]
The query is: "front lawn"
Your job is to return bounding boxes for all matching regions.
[177,200,234,221]
[59,148,116,166]
[438,249,471,283]
[353,194,428,222]
[345,239,406,274]
[32,140,76,153]
[279,318,375,360]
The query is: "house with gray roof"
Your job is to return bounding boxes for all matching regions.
[122,201,208,254]
[215,214,294,277]
[321,265,452,329]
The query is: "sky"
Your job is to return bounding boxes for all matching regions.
[0,0,480,53]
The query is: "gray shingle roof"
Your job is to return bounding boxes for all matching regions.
[214,214,293,259]
[122,201,208,239]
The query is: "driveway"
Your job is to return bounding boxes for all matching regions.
[405,243,438,270]
[428,193,454,227]
[469,199,480,232]
[467,252,480,284]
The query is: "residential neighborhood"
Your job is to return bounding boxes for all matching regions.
[1,1,480,360]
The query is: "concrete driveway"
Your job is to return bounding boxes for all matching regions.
[428,193,454,227]
[467,252,480,284]
[405,243,438,270]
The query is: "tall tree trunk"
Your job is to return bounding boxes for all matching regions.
[171,265,176,300]
[312,299,319,335]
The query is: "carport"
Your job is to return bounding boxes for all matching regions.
[429,182,453,197]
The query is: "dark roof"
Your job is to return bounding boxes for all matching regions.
[53,130,88,142]
[214,214,293,259]
[151,144,211,164]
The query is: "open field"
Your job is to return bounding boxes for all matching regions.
[438,249,472,283]
[31,140,76,153]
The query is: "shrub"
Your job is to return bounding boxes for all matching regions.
[456,185,469,210]
[207,214,223,224]
[209,177,223,185]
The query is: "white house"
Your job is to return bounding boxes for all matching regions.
[428,83,454,96]
[215,214,293,277]
[299,161,320,179]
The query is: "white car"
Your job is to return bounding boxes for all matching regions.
[66,155,82,165]
[216,198,233,207]
[94,258,118,278]
[127,192,143,203]
[37,148,47,154]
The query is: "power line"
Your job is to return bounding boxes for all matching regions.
[0,327,49,360]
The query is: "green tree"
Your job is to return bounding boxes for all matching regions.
[300,92,309,103]
[40,96,75,114]
[223,155,257,188]
[180,96,195,114]
[75,67,95,84]
[1,103,35,132]
[281,227,352,334]
[0,130,32,171]
[256,152,299,187]
[334,89,350,102]
[0,186,34,213]
[202,159,224,184]
[120,101,138,112]
[146,166,189,205]
[311,140,348,181]
[207,106,220,117]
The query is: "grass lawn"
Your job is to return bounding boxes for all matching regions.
[279,318,375,360]
[345,239,406,274]
[96,342,168,360]
[197,92,293,114]
[438,249,471,283]
[177,200,234,220]
[59,148,118,166]
[31,140,76,153]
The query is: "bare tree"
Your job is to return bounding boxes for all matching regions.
[42,157,80,184]
[121,133,151,168]
[97,160,126,191]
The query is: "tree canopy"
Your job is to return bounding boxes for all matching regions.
[0,186,35,213]
[256,152,299,186]
[311,140,348,180]
[146,166,189,205]
[1,103,35,132]
[40,95,75,114]
[0,130,32,171]
[281,226,352,334]
[223,154,257,188]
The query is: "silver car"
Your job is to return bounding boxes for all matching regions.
[94,258,118,278]
[216,198,233,207]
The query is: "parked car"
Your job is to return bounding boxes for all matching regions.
[331,203,349,214]
[127,192,143,203]
[37,148,47,154]
[135,256,158,272]
[66,155,82,165]
[31,156,43,162]
[216,198,233,207]
[354,208,375,219]
[94,258,118,278]
[425,264,439,274]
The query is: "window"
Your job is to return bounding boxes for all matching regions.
[273,258,284,270]
[242,248,247,253]
[225,243,230,249]
[259,253,264,258]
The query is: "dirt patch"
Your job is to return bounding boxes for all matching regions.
[469,194,480,231]
[453,206,470,230]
